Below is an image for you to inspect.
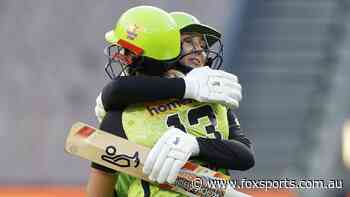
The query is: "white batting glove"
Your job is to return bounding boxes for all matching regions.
[183,66,242,109]
[94,92,106,123]
[143,127,200,184]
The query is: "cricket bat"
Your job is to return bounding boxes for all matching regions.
[65,122,251,197]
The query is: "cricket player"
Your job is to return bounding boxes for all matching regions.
[88,6,254,197]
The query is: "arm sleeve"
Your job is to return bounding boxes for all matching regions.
[102,76,186,110]
[91,110,127,174]
[195,109,255,170]
[227,109,253,148]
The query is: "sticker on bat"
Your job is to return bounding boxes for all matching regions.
[101,145,140,168]
[76,126,95,138]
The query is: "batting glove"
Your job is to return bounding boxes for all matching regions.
[94,92,106,123]
[183,66,242,109]
[143,127,200,184]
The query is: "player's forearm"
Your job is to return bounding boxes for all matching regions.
[87,167,118,197]
[196,138,255,170]
[102,76,185,110]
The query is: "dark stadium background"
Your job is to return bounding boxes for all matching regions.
[0,0,348,196]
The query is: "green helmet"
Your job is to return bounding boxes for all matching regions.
[104,6,181,78]
[170,12,223,70]
[106,6,180,60]
[170,11,221,46]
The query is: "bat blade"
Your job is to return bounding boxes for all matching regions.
[65,122,250,197]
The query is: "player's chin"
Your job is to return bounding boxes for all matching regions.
[165,69,185,78]
[189,62,205,68]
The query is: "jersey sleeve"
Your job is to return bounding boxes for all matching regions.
[102,76,185,110]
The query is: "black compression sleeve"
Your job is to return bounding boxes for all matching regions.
[227,109,252,148]
[195,109,255,171]
[196,138,255,170]
[102,76,185,110]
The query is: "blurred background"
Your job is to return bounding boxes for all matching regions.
[0,0,349,196]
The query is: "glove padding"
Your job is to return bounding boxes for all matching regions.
[183,66,242,109]
[143,127,200,184]
[94,92,106,123]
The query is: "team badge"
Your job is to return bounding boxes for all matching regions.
[126,24,141,40]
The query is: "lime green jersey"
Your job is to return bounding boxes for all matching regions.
[115,98,230,197]
[123,99,230,145]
